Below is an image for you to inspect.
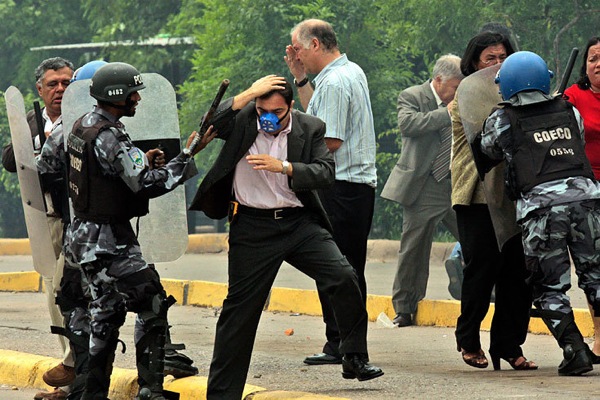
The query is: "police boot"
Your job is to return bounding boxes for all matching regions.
[163,326,198,379]
[80,336,120,400]
[534,309,593,376]
[556,323,593,376]
[135,295,180,400]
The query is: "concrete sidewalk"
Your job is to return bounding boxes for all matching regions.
[0,234,597,399]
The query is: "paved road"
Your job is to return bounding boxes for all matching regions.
[0,250,598,399]
[0,250,590,308]
[1,291,600,400]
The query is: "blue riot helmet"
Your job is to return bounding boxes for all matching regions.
[495,51,554,100]
[71,60,107,82]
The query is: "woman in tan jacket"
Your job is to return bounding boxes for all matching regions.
[450,31,536,371]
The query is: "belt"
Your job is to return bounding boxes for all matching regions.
[236,204,304,219]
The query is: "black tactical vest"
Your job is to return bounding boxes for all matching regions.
[502,98,594,199]
[68,114,149,223]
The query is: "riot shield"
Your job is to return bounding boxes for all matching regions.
[455,64,520,250]
[457,64,502,143]
[5,86,56,277]
[62,73,188,263]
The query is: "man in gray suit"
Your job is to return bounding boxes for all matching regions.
[381,54,464,327]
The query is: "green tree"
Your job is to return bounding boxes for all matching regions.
[2,0,600,239]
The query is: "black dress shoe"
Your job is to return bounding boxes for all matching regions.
[342,354,384,381]
[304,352,343,365]
[393,313,412,327]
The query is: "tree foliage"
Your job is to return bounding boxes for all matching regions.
[2,0,600,238]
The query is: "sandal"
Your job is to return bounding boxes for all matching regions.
[490,354,538,371]
[459,347,489,369]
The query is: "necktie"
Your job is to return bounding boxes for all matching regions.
[431,103,451,181]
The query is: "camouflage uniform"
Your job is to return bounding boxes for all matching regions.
[480,91,600,373]
[64,107,197,399]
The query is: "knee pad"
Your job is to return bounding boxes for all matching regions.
[138,292,170,328]
[116,268,164,313]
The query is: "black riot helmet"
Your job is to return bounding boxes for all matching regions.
[90,62,145,103]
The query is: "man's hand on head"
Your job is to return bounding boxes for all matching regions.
[232,75,287,110]
[249,75,287,98]
[284,45,307,81]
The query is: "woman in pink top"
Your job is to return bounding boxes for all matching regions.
[565,36,600,363]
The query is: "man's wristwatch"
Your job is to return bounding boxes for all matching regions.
[294,76,309,88]
[281,160,290,175]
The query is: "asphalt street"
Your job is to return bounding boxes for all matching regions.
[0,250,599,399]
[0,249,590,308]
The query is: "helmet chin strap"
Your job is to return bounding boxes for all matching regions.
[109,97,136,113]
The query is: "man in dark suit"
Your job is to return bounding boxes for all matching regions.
[381,54,464,327]
[190,75,383,400]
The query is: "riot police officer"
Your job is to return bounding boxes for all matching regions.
[63,62,211,400]
[476,51,600,376]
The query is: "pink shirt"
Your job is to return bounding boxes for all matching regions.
[232,114,303,209]
[565,84,600,179]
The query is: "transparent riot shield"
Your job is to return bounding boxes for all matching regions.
[61,73,188,263]
[456,63,502,143]
[5,86,56,277]
[455,64,520,250]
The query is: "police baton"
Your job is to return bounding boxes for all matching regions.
[33,101,46,151]
[557,47,579,95]
[186,79,230,155]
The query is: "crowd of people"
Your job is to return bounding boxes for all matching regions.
[2,16,600,400]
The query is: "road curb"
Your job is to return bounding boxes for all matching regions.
[0,235,445,264]
[0,271,595,337]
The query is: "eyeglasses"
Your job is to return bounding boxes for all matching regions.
[43,80,71,90]
[480,55,507,66]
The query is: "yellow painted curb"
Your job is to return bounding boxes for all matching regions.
[0,350,343,399]
[0,271,40,292]
[248,390,349,399]
[162,278,189,305]
[0,234,231,256]
[0,350,54,389]
[268,287,322,316]
[187,280,228,308]
[0,272,597,338]
[366,294,395,322]
[163,375,265,400]
[0,239,32,255]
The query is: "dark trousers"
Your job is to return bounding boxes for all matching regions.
[318,180,375,354]
[206,209,368,400]
[454,204,532,358]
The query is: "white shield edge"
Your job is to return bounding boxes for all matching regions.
[62,73,188,263]
[5,86,57,277]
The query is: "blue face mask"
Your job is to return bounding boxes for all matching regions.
[259,108,290,133]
